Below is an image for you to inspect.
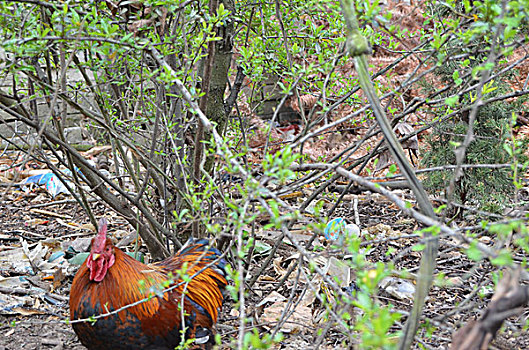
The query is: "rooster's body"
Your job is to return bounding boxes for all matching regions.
[69,219,227,350]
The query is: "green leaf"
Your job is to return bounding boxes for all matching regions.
[466,242,482,261]
[490,250,513,266]
[412,243,426,252]
[445,95,459,107]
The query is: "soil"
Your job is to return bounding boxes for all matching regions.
[0,186,528,350]
[0,192,87,350]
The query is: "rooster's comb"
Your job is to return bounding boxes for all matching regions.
[92,218,108,252]
[98,218,108,235]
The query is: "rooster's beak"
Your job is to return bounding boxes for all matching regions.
[92,253,101,261]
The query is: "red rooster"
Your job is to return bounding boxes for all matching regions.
[69,218,227,350]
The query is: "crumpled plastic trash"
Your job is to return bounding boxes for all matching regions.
[380,276,416,301]
[324,217,360,244]
[0,241,66,275]
[21,168,82,197]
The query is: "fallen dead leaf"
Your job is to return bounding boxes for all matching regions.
[260,300,313,333]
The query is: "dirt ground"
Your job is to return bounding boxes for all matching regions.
[0,192,86,349]
[0,185,528,350]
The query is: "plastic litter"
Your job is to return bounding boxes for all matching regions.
[21,167,83,197]
[324,218,361,243]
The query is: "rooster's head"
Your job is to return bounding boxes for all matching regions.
[86,218,115,282]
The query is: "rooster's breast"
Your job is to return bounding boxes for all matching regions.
[71,296,181,350]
